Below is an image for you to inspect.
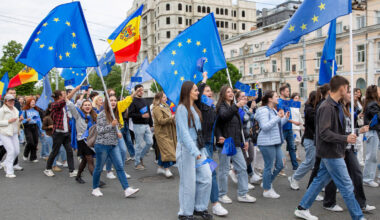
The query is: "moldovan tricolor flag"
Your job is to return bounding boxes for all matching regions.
[9,66,42,88]
[107,5,143,63]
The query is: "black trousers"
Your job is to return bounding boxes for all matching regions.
[323,149,367,208]
[0,146,18,165]
[23,124,39,161]
[46,132,74,172]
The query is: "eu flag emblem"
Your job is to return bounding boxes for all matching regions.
[16,2,98,75]
[96,50,116,77]
[61,68,87,87]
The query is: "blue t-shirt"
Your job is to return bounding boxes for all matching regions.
[278,98,292,130]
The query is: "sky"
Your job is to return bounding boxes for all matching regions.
[0,0,285,58]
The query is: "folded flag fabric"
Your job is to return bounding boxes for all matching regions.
[36,76,54,110]
[9,66,42,88]
[318,20,338,85]
[127,57,152,92]
[96,49,116,77]
[0,72,9,98]
[201,95,214,107]
[234,81,250,94]
[222,137,237,156]
[195,158,218,172]
[278,99,301,109]
[131,77,142,83]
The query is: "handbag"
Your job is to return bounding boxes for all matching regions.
[86,125,97,148]
[191,116,205,149]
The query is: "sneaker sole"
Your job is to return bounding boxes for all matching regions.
[125,189,140,198]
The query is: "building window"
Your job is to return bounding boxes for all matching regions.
[166,17,170,25]
[378,42,380,60]
[285,58,291,72]
[157,33,160,40]
[357,45,365,63]
[260,62,265,74]
[239,66,244,75]
[234,23,237,30]
[299,82,304,98]
[178,3,182,11]
[242,10,245,17]
[166,3,170,11]
[221,21,224,28]
[249,64,253,75]
[356,78,366,90]
[157,19,160,27]
[356,15,365,29]
[216,21,220,27]
[316,52,322,68]
[336,48,343,65]
[242,23,246,30]
[189,19,192,25]
[225,9,228,16]
[300,55,304,70]
[225,21,228,28]
[166,31,170,39]
[186,5,188,12]
[216,8,219,14]
[376,11,380,24]
[221,9,224,15]
[272,60,277,73]
[198,6,201,13]
[239,48,243,56]
[316,29,322,37]
[230,50,234,58]
[178,17,182,25]
[234,10,237,17]
[186,19,189,26]
[225,34,229,40]
[189,6,192,12]
[202,6,206,13]
[207,7,210,13]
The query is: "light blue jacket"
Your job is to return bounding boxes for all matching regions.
[175,104,202,158]
[254,106,288,146]
[22,108,42,133]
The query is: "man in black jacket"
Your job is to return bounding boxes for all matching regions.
[294,76,365,220]
[128,84,153,170]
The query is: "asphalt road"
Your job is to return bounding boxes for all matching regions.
[0,146,379,220]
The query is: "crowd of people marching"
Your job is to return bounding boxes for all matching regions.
[0,72,380,220]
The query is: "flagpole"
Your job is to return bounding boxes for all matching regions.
[226,68,249,157]
[332,60,335,78]
[120,64,128,100]
[153,79,159,92]
[349,13,354,133]
[79,67,90,87]
[55,70,59,90]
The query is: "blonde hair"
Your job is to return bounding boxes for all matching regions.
[92,95,103,108]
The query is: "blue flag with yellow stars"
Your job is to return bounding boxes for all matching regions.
[146,13,226,105]
[96,50,116,77]
[61,67,87,87]
[318,20,338,85]
[16,2,98,76]
[127,57,152,92]
[36,76,54,110]
[266,0,351,57]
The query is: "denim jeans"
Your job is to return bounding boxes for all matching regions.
[259,144,284,190]
[106,137,127,171]
[218,147,248,197]
[19,129,25,144]
[363,130,379,183]
[133,124,153,166]
[93,144,129,190]
[40,132,50,158]
[283,129,298,170]
[205,142,219,203]
[177,145,211,216]
[122,125,135,158]
[293,138,316,181]
[299,158,363,220]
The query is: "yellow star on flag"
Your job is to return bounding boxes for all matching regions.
[104,61,107,65]
[39,44,45,48]
[324,60,327,64]
[48,46,53,50]
[171,60,175,66]
[187,39,192,44]
[65,51,70,57]
[288,25,295,32]
[196,41,201,46]
[37,31,41,35]
[312,15,319,23]
[71,42,77,49]
[172,50,176,55]
[81,74,84,76]
[43,22,48,27]
[53,18,60,22]
[178,42,182,47]
[59,54,62,60]
[34,38,40,42]
[65,21,71,26]
[174,70,178,75]
[193,74,197,79]
[202,48,207,53]
[72,32,76,37]
[76,73,79,76]
[72,71,75,74]
[318,3,326,10]
[301,23,307,31]
[180,76,185,81]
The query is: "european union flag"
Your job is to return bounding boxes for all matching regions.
[16,2,98,75]
[146,13,226,105]
[96,50,116,77]
[234,81,250,93]
[221,137,237,156]
[318,20,338,85]
[61,67,87,87]
[36,76,54,110]
[201,95,214,107]
[131,77,142,83]
[127,57,152,92]
[247,90,257,97]
[266,0,351,57]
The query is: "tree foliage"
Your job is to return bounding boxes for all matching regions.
[206,62,241,92]
[150,81,163,93]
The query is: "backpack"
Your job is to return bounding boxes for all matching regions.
[86,125,97,148]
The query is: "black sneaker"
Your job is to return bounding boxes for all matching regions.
[178,215,195,220]
[75,176,85,184]
[194,210,213,220]
[99,181,106,188]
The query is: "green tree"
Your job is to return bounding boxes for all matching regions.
[206,62,241,92]
[150,81,163,93]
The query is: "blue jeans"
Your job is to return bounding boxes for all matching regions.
[293,138,316,181]
[205,142,219,203]
[122,125,135,157]
[363,130,379,183]
[299,158,363,220]
[106,138,127,171]
[40,132,50,158]
[259,144,284,190]
[133,124,153,166]
[19,129,25,144]
[218,147,248,197]
[283,129,298,170]
[177,144,211,216]
[93,144,129,190]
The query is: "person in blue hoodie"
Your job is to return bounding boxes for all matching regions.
[22,97,43,162]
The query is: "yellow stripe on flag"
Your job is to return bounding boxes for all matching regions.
[108,16,141,52]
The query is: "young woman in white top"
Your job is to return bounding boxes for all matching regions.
[290,93,304,162]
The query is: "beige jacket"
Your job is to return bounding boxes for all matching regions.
[0,105,19,136]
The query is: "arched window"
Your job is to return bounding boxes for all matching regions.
[178,3,182,11]
[216,8,219,14]
[356,78,366,92]
[225,9,228,15]
[207,7,210,13]
[166,3,170,11]
[242,10,246,17]
[202,6,206,13]
[198,6,201,12]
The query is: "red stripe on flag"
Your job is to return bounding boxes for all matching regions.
[114,38,141,63]
[8,75,21,88]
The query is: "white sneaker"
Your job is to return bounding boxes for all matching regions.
[250,173,262,184]
[62,161,68,168]
[43,169,55,177]
[324,204,343,212]
[92,188,103,197]
[5,173,16,178]
[315,194,324,201]
[219,195,232,204]
[248,183,255,190]
[165,169,173,178]
[0,162,3,170]
[69,170,78,177]
[263,188,280,199]
[23,156,28,161]
[229,170,238,184]
[13,164,23,171]
[212,202,228,216]
[363,181,379,188]
[124,187,140,197]
[32,159,38,163]
[107,172,117,179]
[157,167,165,175]
[237,194,256,203]
[288,176,300,190]
[126,157,132,162]
[294,209,318,220]
[362,204,376,212]
[125,172,131,179]
[56,161,63,166]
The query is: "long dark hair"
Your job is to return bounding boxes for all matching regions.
[354,88,363,107]
[178,81,201,127]
[80,100,97,123]
[104,94,120,124]
[314,84,330,109]
[261,90,275,106]
[364,85,380,112]
[305,91,317,106]
[216,85,233,111]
